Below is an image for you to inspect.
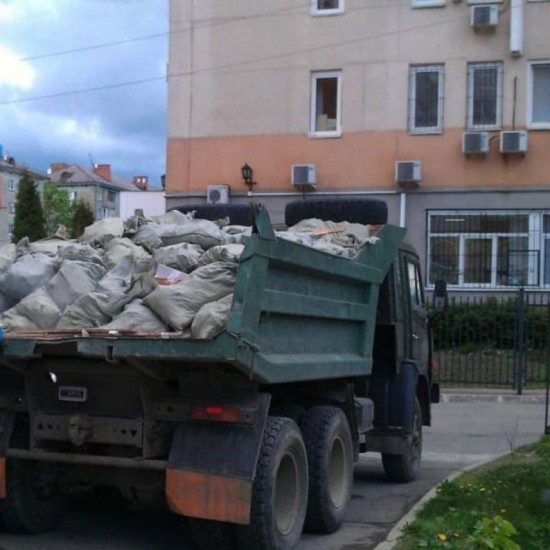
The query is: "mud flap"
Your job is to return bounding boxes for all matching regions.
[369,360,419,432]
[165,393,270,525]
[0,411,16,499]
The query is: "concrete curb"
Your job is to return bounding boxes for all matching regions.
[372,451,510,550]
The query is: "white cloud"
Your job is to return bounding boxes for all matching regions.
[0,45,35,89]
[0,0,60,22]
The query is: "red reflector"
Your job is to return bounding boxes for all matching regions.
[192,406,240,423]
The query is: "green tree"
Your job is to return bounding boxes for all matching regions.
[71,198,95,238]
[42,183,75,236]
[12,171,47,243]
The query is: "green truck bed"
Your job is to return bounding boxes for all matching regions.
[0,210,405,385]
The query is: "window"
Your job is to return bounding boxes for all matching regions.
[9,179,15,191]
[411,0,445,7]
[69,191,77,202]
[467,62,502,130]
[428,211,547,289]
[408,65,444,134]
[528,61,550,128]
[8,201,15,214]
[310,0,344,15]
[310,71,342,137]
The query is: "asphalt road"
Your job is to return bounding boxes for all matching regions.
[1,390,547,550]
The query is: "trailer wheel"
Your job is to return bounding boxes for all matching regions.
[236,417,308,550]
[382,398,422,482]
[285,199,388,227]
[188,518,237,550]
[0,443,65,533]
[300,406,353,534]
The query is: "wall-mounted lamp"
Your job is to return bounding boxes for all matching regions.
[241,163,256,194]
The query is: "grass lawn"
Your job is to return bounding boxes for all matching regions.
[395,436,550,549]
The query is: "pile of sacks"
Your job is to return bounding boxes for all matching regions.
[0,211,377,340]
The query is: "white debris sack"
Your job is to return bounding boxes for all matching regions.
[144,261,237,331]
[58,243,106,267]
[79,217,124,246]
[101,299,170,333]
[191,294,233,339]
[153,242,203,272]
[29,237,74,256]
[151,209,194,226]
[287,218,376,252]
[222,225,252,245]
[2,288,61,330]
[0,243,16,272]
[160,220,225,250]
[159,219,225,249]
[46,260,107,311]
[133,225,163,251]
[57,258,156,329]
[0,252,60,301]
[195,244,244,268]
[103,237,151,269]
[276,231,314,247]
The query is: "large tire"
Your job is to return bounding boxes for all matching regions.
[285,199,388,227]
[0,431,66,534]
[188,518,237,550]
[300,406,354,534]
[382,398,423,482]
[172,204,252,226]
[236,417,308,550]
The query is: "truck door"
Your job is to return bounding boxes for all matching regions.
[401,252,429,364]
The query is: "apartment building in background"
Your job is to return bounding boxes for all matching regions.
[48,163,145,221]
[166,0,550,292]
[0,152,49,246]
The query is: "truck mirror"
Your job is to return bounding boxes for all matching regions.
[432,280,447,314]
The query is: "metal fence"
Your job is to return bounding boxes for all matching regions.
[433,289,550,394]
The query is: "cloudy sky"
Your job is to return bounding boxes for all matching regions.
[0,0,168,187]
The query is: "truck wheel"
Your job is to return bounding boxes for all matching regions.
[236,417,308,550]
[382,398,422,482]
[285,199,388,227]
[0,457,65,533]
[188,518,237,550]
[300,406,353,534]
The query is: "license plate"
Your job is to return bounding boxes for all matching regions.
[58,386,88,403]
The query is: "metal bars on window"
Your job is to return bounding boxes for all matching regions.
[428,211,549,289]
[408,65,444,134]
[467,62,502,130]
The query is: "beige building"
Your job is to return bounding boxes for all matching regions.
[166,0,550,291]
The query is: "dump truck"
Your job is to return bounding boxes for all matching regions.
[0,199,443,550]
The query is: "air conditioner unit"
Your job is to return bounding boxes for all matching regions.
[500,131,528,154]
[291,164,316,187]
[206,184,229,204]
[395,161,422,185]
[462,131,490,155]
[471,5,498,28]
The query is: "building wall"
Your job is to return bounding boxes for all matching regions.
[119,191,166,219]
[166,0,550,196]
[166,0,550,293]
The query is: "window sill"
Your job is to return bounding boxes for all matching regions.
[308,130,343,139]
[409,129,443,135]
[527,124,550,131]
[467,125,501,131]
[310,10,345,16]
[411,2,446,9]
